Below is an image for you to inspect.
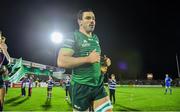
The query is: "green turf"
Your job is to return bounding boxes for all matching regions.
[4,86,180,111]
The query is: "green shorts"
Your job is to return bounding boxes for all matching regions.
[70,82,108,111]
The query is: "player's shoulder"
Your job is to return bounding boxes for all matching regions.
[62,32,76,49]
[64,32,75,39]
[92,33,99,39]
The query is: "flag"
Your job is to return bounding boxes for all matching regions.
[11,58,22,73]
[9,58,27,83]
[9,66,27,83]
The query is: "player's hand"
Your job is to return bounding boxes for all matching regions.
[0,43,8,50]
[87,49,100,63]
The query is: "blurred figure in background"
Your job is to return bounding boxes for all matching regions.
[35,78,39,87]
[4,79,9,94]
[164,74,172,95]
[108,74,116,104]
[65,75,71,100]
[0,32,12,111]
[28,75,33,97]
[0,66,9,111]
[21,77,26,97]
[47,76,54,99]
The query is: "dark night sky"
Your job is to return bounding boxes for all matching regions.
[0,0,179,80]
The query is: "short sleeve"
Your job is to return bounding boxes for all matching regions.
[62,33,75,52]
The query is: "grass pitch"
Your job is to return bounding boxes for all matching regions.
[4,86,180,111]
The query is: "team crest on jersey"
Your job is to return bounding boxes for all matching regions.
[82,40,90,47]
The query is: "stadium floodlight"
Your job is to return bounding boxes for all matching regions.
[51,32,63,44]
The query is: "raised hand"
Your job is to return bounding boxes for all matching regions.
[0,43,8,50]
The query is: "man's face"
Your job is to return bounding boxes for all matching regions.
[111,75,115,80]
[79,12,96,33]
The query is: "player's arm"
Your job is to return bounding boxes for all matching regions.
[0,43,12,63]
[57,48,100,69]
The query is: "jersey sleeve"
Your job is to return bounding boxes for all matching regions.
[62,33,76,52]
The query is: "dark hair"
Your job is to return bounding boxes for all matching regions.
[77,9,94,20]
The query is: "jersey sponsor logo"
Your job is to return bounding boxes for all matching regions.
[82,40,90,47]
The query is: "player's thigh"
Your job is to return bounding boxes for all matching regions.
[93,96,113,112]
[0,88,5,102]
[70,83,92,111]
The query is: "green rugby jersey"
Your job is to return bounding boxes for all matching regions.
[62,31,103,86]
